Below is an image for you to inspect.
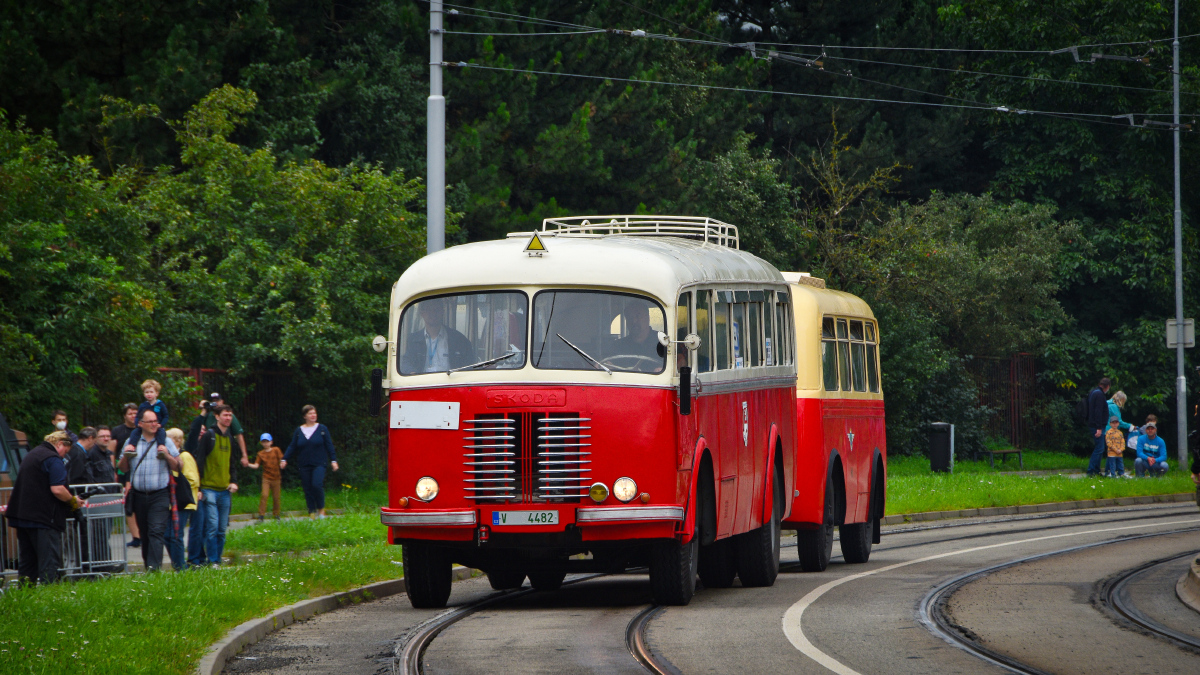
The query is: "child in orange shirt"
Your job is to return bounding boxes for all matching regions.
[1105,416,1127,478]
[248,433,284,520]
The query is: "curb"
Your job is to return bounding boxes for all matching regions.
[1177,557,1200,615]
[196,566,475,675]
[881,492,1197,526]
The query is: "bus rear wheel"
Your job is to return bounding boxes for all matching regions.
[528,569,566,591]
[487,570,526,590]
[797,476,835,572]
[841,472,878,564]
[735,468,782,587]
[403,542,452,608]
[649,535,698,605]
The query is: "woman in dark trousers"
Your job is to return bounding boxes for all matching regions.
[281,405,338,517]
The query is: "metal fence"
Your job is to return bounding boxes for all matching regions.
[1,483,128,584]
[965,353,1037,449]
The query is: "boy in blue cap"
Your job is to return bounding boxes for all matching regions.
[248,432,283,520]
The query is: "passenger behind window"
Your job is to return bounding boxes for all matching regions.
[401,298,477,373]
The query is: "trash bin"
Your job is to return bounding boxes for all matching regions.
[930,422,954,473]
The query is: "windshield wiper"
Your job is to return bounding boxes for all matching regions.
[449,351,519,373]
[556,334,611,374]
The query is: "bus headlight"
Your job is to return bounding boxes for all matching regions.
[588,482,609,503]
[613,477,638,503]
[415,477,439,501]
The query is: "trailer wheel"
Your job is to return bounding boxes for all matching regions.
[840,471,878,564]
[404,542,452,608]
[734,465,782,587]
[797,475,835,572]
[698,536,737,588]
[528,569,566,591]
[649,534,698,605]
[487,570,526,590]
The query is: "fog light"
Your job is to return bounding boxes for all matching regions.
[398,497,409,508]
[613,477,638,503]
[415,477,439,501]
[639,493,651,503]
[589,482,609,503]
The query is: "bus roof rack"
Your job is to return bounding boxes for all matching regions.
[535,215,740,249]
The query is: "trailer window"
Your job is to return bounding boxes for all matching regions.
[398,292,528,375]
[849,319,867,391]
[836,318,851,391]
[821,317,838,390]
[531,291,666,374]
[866,321,880,393]
[696,290,712,373]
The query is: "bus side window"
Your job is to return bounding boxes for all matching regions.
[715,294,730,370]
[849,319,867,392]
[821,317,838,390]
[836,318,851,391]
[677,292,691,373]
[697,290,712,372]
[748,301,762,367]
[731,302,745,368]
[763,291,775,366]
[866,321,880,393]
[777,292,791,365]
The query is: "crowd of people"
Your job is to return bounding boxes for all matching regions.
[6,380,339,584]
[1085,377,1200,487]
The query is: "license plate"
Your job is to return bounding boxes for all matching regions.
[492,510,558,526]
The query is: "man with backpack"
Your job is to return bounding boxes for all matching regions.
[1085,377,1112,477]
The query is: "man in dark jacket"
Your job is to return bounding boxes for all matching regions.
[401,298,476,373]
[1086,377,1112,477]
[4,431,80,584]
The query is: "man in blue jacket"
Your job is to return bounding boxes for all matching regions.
[1086,377,1112,477]
[1135,422,1169,477]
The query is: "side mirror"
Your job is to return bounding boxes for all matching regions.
[657,331,670,347]
[372,335,389,353]
[678,366,692,416]
[658,332,702,350]
[369,368,383,417]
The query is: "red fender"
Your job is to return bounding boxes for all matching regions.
[759,423,783,527]
[680,435,709,542]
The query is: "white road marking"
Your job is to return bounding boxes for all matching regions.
[782,517,1200,674]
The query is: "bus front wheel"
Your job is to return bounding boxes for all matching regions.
[649,535,698,605]
[404,542,452,608]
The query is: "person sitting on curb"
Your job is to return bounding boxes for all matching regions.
[1134,422,1169,478]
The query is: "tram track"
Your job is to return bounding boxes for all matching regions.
[918,526,1200,674]
[1100,550,1200,654]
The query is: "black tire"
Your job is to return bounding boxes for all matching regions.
[403,542,452,608]
[527,569,566,591]
[487,570,526,590]
[797,475,835,572]
[735,466,782,587]
[649,534,699,605]
[839,521,872,563]
[698,536,737,588]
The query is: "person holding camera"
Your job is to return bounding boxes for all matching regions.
[117,410,180,572]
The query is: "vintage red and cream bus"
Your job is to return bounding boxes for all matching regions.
[781,274,887,571]
[372,216,798,607]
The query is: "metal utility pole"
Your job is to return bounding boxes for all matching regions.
[1173,0,1188,468]
[427,0,446,255]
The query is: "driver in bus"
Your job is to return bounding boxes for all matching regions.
[401,298,477,373]
[613,301,666,367]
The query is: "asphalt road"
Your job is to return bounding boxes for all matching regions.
[223,502,1200,674]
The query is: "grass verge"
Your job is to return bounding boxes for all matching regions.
[886,470,1196,515]
[229,481,386,515]
[0,542,403,675]
[887,451,1085,476]
[224,511,386,555]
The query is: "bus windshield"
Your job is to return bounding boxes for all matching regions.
[398,292,528,375]
[531,291,666,374]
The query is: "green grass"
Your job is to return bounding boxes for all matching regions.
[229,481,387,515]
[225,512,387,555]
[887,470,1197,515]
[887,451,1085,477]
[0,543,404,675]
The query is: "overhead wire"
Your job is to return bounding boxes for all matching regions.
[443,61,1186,131]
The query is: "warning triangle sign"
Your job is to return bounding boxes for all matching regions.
[524,232,548,254]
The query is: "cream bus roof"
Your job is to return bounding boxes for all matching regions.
[393,234,786,305]
[782,272,876,319]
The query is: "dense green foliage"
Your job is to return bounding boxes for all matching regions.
[1,0,1197,466]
